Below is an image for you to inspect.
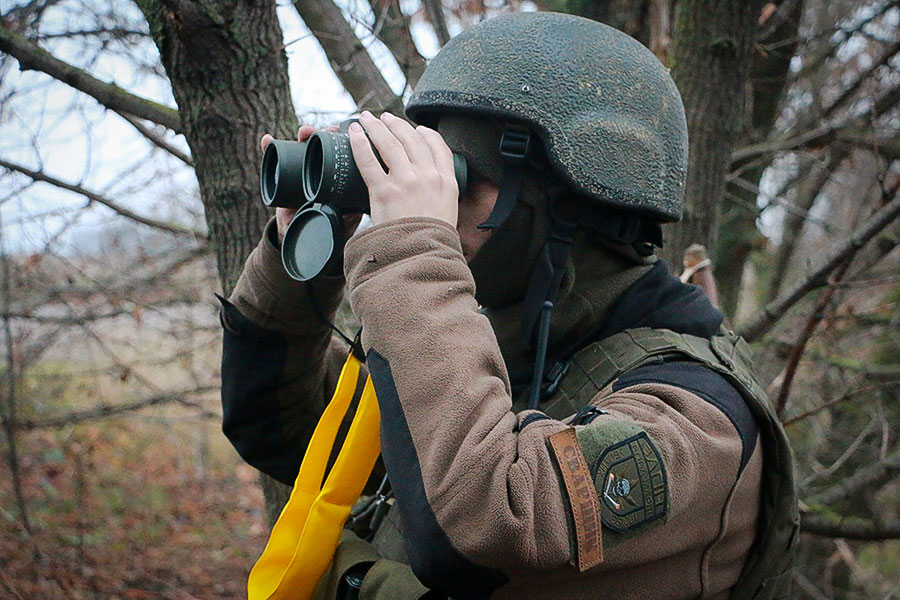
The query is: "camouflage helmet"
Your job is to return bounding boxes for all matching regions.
[406,11,688,223]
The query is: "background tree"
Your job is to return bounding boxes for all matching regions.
[1,0,898,597]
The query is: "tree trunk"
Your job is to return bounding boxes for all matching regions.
[663,0,765,268]
[716,0,804,318]
[136,0,299,520]
[535,0,652,45]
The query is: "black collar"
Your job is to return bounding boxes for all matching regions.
[510,261,724,390]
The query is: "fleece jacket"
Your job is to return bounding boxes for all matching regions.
[220,217,761,600]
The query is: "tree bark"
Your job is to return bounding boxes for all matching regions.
[715,0,803,318]
[663,0,766,267]
[135,0,296,294]
[534,0,652,45]
[135,0,302,520]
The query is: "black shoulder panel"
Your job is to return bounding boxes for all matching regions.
[612,361,757,476]
[219,296,301,485]
[366,350,507,599]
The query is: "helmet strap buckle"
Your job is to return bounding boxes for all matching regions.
[498,123,531,164]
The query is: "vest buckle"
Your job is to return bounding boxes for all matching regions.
[541,361,570,399]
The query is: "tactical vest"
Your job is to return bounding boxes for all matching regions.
[534,327,800,600]
[334,327,799,600]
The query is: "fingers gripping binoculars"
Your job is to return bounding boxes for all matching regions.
[260,119,468,281]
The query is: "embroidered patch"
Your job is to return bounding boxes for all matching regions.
[591,432,668,532]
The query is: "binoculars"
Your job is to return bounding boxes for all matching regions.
[260,119,468,281]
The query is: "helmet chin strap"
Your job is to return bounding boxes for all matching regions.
[521,182,579,410]
[475,124,665,410]
[518,185,664,410]
[477,123,532,231]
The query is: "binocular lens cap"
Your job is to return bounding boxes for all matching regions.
[281,207,340,281]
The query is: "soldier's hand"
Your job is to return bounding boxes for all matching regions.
[349,111,458,228]
[260,124,360,244]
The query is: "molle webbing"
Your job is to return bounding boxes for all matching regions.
[541,327,799,600]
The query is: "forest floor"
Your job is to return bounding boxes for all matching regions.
[1,406,268,599]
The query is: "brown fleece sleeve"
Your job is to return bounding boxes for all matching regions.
[221,218,363,483]
[581,385,748,568]
[345,217,573,579]
[344,218,756,592]
[230,218,346,336]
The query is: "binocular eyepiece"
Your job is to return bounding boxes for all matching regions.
[260,118,468,281]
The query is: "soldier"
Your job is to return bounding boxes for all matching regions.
[220,12,798,600]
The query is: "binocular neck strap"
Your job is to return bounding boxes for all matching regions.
[477,123,532,231]
[306,281,366,360]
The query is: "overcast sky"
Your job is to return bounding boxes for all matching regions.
[0,0,457,254]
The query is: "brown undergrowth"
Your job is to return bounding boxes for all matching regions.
[1,414,267,599]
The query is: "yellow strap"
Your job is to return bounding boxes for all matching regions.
[248,352,382,600]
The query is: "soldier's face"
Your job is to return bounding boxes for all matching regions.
[457,178,497,262]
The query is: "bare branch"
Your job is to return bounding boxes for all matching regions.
[733,86,900,163]
[36,27,148,41]
[368,0,426,87]
[0,158,206,239]
[819,39,900,122]
[793,1,900,79]
[11,245,209,317]
[0,24,181,132]
[783,380,900,426]
[739,191,900,342]
[767,150,849,301]
[773,259,851,415]
[423,0,451,46]
[16,386,218,430]
[293,0,403,114]
[810,446,900,506]
[3,298,201,325]
[801,513,900,540]
[835,130,900,161]
[113,110,193,167]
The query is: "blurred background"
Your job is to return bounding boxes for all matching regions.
[0,0,898,598]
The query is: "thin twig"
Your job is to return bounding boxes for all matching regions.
[0,210,34,535]
[740,191,900,342]
[783,380,900,426]
[811,446,900,505]
[802,419,876,488]
[293,0,403,113]
[801,513,900,540]
[0,158,206,238]
[0,24,181,131]
[113,110,193,167]
[16,385,217,430]
[774,260,851,415]
[365,0,426,87]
